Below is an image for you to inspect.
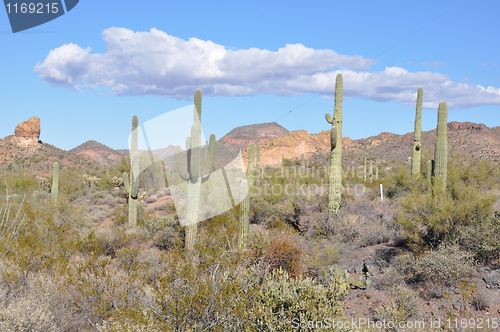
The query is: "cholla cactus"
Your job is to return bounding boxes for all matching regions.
[83,174,100,189]
[38,177,50,191]
[111,176,124,188]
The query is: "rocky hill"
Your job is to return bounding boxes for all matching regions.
[70,140,126,168]
[217,122,289,165]
[0,117,97,175]
[252,121,500,167]
[2,118,499,174]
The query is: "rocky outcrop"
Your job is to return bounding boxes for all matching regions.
[14,117,41,139]
[448,121,487,131]
[0,117,43,163]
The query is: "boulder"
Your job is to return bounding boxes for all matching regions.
[14,117,40,140]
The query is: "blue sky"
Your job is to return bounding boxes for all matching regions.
[1,0,499,150]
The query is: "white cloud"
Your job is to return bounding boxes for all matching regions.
[34,27,500,109]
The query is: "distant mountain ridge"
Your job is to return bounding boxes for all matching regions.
[1,118,499,173]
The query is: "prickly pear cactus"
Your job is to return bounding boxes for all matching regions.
[411,88,423,177]
[325,73,343,218]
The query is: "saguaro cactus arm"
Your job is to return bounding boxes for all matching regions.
[325,113,334,124]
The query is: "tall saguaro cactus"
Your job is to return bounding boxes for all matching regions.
[175,89,217,250]
[256,142,261,178]
[124,116,139,226]
[51,162,59,204]
[325,73,343,218]
[239,144,255,249]
[411,88,424,177]
[433,101,448,188]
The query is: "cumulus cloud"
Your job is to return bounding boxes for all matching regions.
[34,27,500,109]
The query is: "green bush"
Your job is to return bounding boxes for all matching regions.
[397,156,496,247]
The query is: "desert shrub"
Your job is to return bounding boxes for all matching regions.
[248,225,307,277]
[250,195,301,230]
[472,293,490,311]
[244,268,348,331]
[57,167,86,199]
[333,215,395,247]
[307,239,339,271]
[383,165,419,200]
[374,285,420,326]
[397,181,495,248]
[87,205,110,223]
[143,215,182,251]
[460,213,500,263]
[371,266,406,291]
[392,245,474,289]
[0,174,38,194]
[0,296,59,332]
[413,245,474,287]
[369,247,398,270]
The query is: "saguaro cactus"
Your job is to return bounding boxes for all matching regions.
[51,162,59,204]
[363,153,367,182]
[256,142,261,178]
[124,116,139,226]
[369,160,373,183]
[175,89,217,250]
[325,73,343,218]
[239,144,255,249]
[411,88,423,177]
[433,101,448,188]
[427,159,434,193]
